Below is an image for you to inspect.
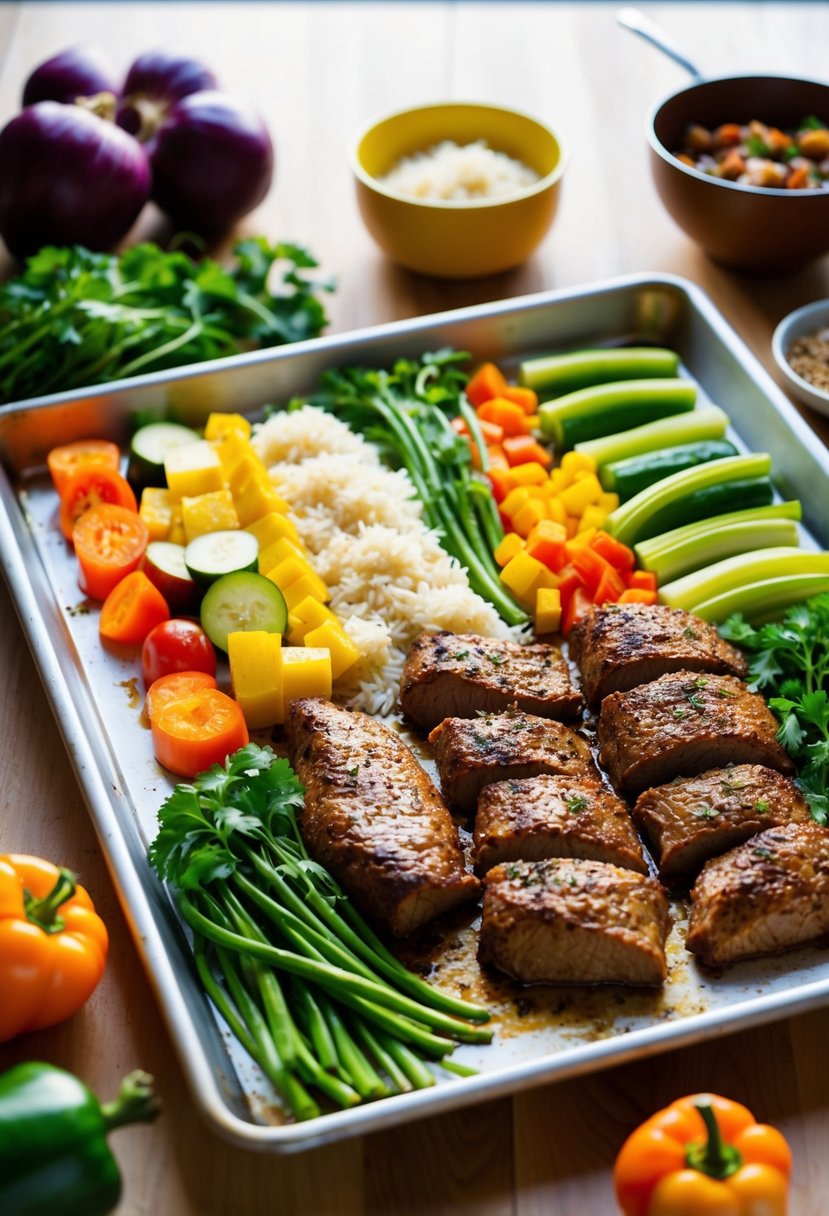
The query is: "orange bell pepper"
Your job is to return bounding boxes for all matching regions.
[0,854,108,1042]
[614,1093,792,1216]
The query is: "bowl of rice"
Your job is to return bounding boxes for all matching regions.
[351,101,566,278]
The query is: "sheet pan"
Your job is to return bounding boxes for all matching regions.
[1,273,827,1152]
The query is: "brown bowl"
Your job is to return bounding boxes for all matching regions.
[648,74,829,273]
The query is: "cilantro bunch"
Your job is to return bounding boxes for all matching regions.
[720,594,829,823]
[0,238,333,403]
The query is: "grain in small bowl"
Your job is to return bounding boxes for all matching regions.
[351,102,566,278]
[772,299,829,418]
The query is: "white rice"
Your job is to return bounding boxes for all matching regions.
[253,406,521,714]
[379,139,539,201]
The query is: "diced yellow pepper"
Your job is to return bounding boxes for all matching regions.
[561,450,596,475]
[546,497,567,526]
[168,506,186,546]
[304,620,361,680]
[181,489,240,542]
[279,647,332,723]
[234,479,290,528]
[287,596,339,644]
[139,487,174,541]
[259,537,306,575]
[281,574,331,612]
[245,511,302,550]
[204,412,252,441]
[266,555,328,603]
[165,441,225,502]
[227,630,283,730]
[500,550,556,606]
[578,504,608,534]
[508,461,548,487]
[511,498,547,538]
[227,452,269,497]
[548,467,571,492]
[501,486,532,519]
[566,526,597,550]
[598,491,620,513]
[535,587,562,634]
[558,473,603,516]
[494,532,525,567]
[212,431,251,475]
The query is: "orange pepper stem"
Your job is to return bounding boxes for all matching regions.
[101,1070,161,1132]
[686,1103,744,1180]
[24,867,77,933]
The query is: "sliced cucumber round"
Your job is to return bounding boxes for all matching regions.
[200,571,288,652]
[184,530,259,586]
[128,422,200,488]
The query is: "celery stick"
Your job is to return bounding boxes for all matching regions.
[539,378,696,450]
[659,547,829,612]
[637,517,801,584]
[635,501,802,564]
[518,347,680,394]
[692,574,829,624]
[606,454,772,547]
[574,404,729,467]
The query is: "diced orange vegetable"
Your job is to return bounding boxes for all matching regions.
[555,564,582,612]
[478,398,528,437]
[494,532,525,567]
[590,530,636,572]
[73,503,149,601]
[488,466,514,503]
[561,587,593,637]
[564,528,597,558]
[502,435,553,468]
[99,570,170,644]
[571,546,615,597]
[593,565,626,605]
[151,688,249,778]
[521,414,541,434]
[487,445,510,471]
[526,519,568,571]
[627,570,659,592]
[618,588,659,605]
[535,586,562,634]
[512,499,548,538]
[787,165,810,190]
[466,362,508,407]
[501,385,539,415]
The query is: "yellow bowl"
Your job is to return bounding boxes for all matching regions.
[351,101,566,279]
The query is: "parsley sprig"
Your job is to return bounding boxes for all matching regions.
[720,594,829,823]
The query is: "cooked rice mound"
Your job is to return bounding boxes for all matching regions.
[254,406,520,714]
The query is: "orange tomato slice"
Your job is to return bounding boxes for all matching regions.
[73,504,149,601]
[151,688,249,778]
[99,570,170,645]
[47,440,121,496]
[145,670,218,721]
[59,465,137,542]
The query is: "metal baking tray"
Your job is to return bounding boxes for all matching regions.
[1,273,827,1153]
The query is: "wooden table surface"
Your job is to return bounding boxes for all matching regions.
[1,3,828,1213]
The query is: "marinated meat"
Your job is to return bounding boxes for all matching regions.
[400,630,583,731]
[570,602,747,707]
[473,774,648,875]
[428,709,598,812]
[478,858,670,985]
[597,671,794,794]
[633,764,811,883]
[285,698,479,936]
[686,823,829,965]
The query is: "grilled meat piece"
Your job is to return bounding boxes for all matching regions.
[473,774,648,875]
[598,671,794,795]
[285,698,479,936]
[570,602,747,707]
[634,764,811,883]
[687,823,829,965]
[428,709,598,812]
[400,630,583,731]
[478,858,670,985]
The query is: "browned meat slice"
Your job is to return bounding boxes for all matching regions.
[686,823,829,965]
[597,671,794,795]
[473,774,648,875]
[633,764,811,883]
[285,698,479,936]
[428,709,598,812]
[400,630,583,730]
[478,858,670,985]
[570,602,747,707]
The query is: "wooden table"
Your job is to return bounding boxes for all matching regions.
[1,3,828,1212]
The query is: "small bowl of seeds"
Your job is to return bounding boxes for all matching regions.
[772,299,829,417]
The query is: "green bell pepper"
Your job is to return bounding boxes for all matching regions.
[0,1062,159,1216]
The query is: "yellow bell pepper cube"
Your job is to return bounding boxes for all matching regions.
[266,555,328,602]
[167,506,186,546]
[204,412,252,441]
[500,551,558,606]
[279,647,332,723]
[259,537,306,575]
[287,596,339,645]
[546,497,567,526]
[560,450,596,476]
[227,451,269,497]
[281,574,331,612]
[139,487,174,541]
[304,620,361,680]
[500,486,532,519]
[245,511,302,550]
[535,587,562,634]
[508,461,548,487]
[211,431,251,475]
[511,498,548,538]
[180,489,240,542]
[227,630,283,730]
[598,491,620,513]
[578,503,609,534]
[494,532,524,567]
[548,467,571,492]
[234,479,290,528]
[558,473,604,517]
[165,441,225,502]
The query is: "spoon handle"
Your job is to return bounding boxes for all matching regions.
[616,7,704,80]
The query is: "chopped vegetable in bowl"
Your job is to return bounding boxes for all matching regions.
[674,115,829,189]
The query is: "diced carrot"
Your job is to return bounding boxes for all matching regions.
[570,546,614,597]
[590,530,636,572]
[561,586,593,637]
[618,588,659,605]
[478,419,505,445]
[787,165,810,190]
[526,519,568,571]
[488,466,515,504]
[593,565,626,605]
[501,385,539,415]
[627,569,658,592]
[467,362,509,407]
[487,445,510,471]
[478,398,528,436]
[502,435,553,468]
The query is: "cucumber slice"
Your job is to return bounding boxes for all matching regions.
[519,347,680,395]
[539,379,696,451]
[200,571,288,652]
[184,531,259,586]
[128,422,200,488]
[141,541,200,613]
[600,439,738,500]
[574,404,730,467]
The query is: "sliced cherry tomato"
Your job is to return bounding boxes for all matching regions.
[142,619,217,689]
[59,465,137,542]
[99,570,170,645]
[73,504,149,601]
[151,688,249,777]
[145,670,218,721]
[47,440,121,496]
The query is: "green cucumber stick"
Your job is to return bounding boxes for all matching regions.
[659,546,829,612]
[518,347,680,394]
[692,573,829,624]
[539,379,696,450]
[636,517,801,584]
[575,404,729,467]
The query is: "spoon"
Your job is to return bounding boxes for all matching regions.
[616,7,703,80]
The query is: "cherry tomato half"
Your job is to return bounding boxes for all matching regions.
[47,439,120,496]
[73,503,149,601]
[59,465,137,541]
[142,618,217,688]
